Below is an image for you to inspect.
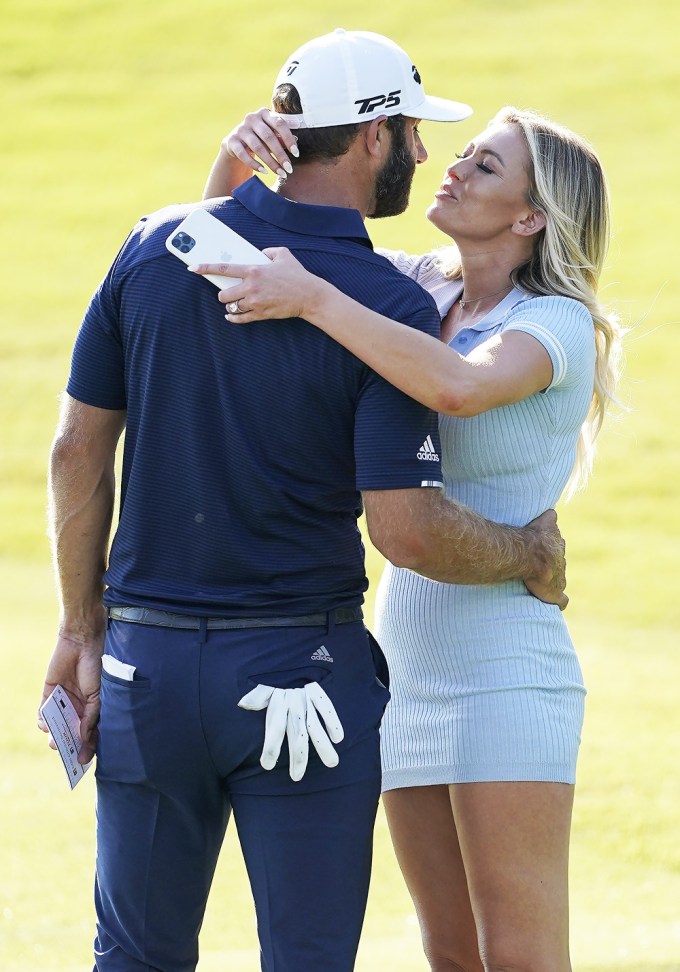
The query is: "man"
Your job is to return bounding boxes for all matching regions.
[39,29,566,972]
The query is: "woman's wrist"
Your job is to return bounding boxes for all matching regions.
[204,144,253,199]
[303,277,337,327]
[216,139,237,166]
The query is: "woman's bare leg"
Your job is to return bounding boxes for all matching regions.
[450,781,574,972]
[383,781,574,972]
[383,785,482,971]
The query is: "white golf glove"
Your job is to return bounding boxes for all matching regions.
[238,682,344,782]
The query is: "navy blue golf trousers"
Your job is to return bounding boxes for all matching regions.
[92,613,390,971]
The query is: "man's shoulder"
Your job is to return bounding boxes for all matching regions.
[295,243,440,318]
[132,197,237,244]
[341,247,441,324]
[109,198,240,277]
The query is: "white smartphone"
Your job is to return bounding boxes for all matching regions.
[165,208,271,289]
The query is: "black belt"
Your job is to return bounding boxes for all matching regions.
[108,605,363,630]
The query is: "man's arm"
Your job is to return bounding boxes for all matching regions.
[37,394,126,762]
[363,487,567,608]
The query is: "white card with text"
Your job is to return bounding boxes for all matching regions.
[40,685,93,789]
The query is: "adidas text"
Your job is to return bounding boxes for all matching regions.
[417,435,440,462]
[311,645,334,663]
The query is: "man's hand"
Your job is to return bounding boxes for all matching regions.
[522,509,568,610]
[45,397,124,764]
[238,682,344,782]
[38,621,106,764]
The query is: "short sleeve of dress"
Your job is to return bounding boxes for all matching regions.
[503,295,595,391]
[375,248,434,279]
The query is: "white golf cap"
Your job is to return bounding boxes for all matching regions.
[273,28,472,129]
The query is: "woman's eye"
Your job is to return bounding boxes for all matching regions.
[476,161,494,174]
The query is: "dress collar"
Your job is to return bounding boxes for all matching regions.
[455,287,531,331]
[233,177,373,249]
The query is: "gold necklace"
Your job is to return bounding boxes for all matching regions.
[459,284,512,309]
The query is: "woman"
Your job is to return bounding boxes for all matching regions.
[196,107,624,971]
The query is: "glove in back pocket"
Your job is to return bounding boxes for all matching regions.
[244,665,333,693]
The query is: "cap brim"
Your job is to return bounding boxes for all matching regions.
[402,95,473,123]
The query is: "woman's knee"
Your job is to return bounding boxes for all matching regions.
[425,956,479,972]
[422,929,483,972]
[479,934,571,972]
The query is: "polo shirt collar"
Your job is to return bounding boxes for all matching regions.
[463,287,531,331]
[234,176,373,249]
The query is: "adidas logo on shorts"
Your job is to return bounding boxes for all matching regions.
[311,645,334,663]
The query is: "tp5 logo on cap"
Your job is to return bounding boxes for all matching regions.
[355,90,401,115]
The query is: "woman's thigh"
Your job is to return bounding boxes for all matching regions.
[382,785,482,971]
[450,781,575,972]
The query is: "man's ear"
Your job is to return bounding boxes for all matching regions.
[513,209,547,237]
[363,115,389,159]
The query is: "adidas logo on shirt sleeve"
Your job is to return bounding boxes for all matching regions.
[417,435,440,461]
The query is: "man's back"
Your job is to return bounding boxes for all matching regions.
[67,177,443,616]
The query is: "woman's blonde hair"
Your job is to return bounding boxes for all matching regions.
[437,106,625,495]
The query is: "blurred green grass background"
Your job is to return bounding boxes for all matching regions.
[1,0,679,968]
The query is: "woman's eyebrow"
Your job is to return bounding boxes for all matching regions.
[479,147,505,167]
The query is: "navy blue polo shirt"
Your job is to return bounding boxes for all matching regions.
[67,177,443,616]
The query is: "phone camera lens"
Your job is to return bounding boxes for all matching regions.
[171,232,196,254]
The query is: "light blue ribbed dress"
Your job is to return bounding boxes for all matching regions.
[375,251,595,788]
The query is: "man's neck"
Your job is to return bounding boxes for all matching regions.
[274,160,372,220]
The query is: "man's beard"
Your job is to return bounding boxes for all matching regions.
[368,120,417,219]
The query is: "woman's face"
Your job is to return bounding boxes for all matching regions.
[426,123,535,245]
